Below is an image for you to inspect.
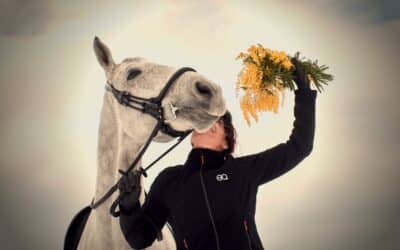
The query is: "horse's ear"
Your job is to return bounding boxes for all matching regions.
[93,36,115,71]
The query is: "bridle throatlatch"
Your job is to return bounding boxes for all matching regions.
[90,67,196,235]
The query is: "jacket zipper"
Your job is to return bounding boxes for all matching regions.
[199,152,221,250]
[243,219,252,250]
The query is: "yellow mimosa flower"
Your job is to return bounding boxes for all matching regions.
[236,43,333,126]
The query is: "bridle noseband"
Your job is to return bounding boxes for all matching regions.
[105,67,196,138]
[90,67,196,224]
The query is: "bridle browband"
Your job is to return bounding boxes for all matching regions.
[90,67,196,226]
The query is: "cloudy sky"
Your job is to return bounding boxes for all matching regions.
[0,0,399,249]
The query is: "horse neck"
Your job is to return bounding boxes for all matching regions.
[86,91,152,249]
[95,93,146,208]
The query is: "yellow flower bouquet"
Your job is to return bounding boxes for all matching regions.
[235,43,333,126]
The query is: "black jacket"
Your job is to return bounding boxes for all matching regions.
[119,88,317,250]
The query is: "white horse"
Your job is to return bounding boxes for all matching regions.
[75,37,227,250]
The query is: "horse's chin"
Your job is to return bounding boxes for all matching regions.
[178,110,219,132]
[162,102,223,135]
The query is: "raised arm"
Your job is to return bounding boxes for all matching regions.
[237,55,317,186]
[238,88,317,186]
[119,168,170,249]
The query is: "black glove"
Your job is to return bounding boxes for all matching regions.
[291,53,310,90]
[117,169,142,214]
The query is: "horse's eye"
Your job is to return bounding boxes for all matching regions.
[127,69,142,81]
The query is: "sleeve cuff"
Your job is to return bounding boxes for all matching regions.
[294,88,317,103]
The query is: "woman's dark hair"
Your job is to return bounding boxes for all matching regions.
[218,110,237,158]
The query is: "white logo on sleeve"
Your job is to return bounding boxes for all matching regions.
[216,173,229,182]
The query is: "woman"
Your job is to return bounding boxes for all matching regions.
[118,58,317,250]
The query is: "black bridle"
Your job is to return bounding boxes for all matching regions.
[90,67,196,219]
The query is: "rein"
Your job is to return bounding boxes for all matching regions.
[90,67,196,218]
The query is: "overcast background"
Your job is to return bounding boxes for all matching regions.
[0,0,399,249]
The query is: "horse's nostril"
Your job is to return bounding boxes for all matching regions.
[195,81,212,96]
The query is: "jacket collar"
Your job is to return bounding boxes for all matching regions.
[184,147,232,171]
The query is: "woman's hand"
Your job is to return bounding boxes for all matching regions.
[291,53,311,90]
[117,169,142,213]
